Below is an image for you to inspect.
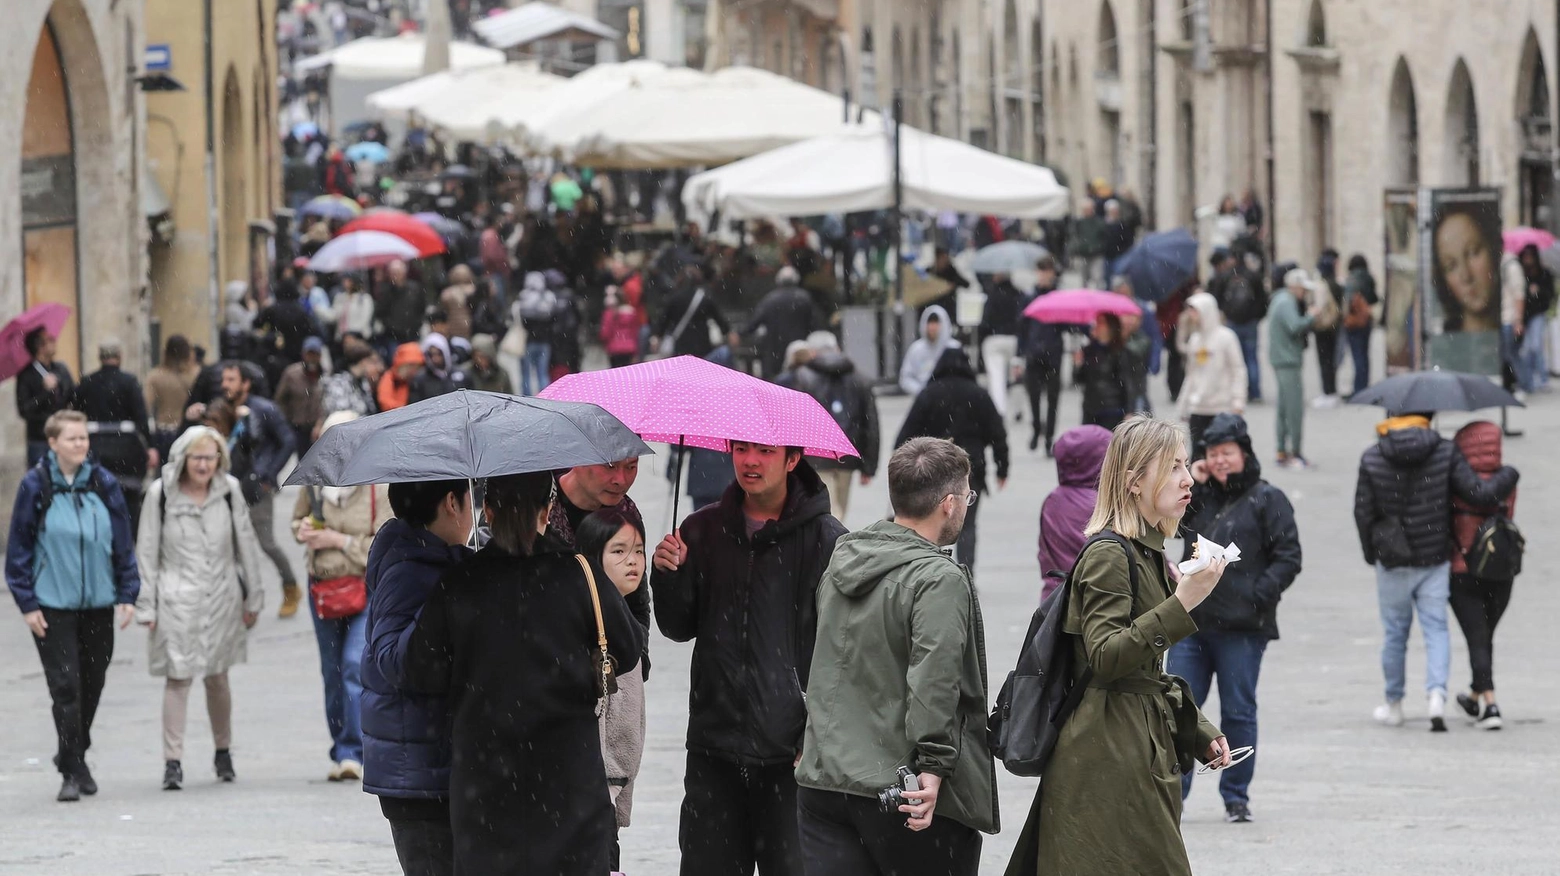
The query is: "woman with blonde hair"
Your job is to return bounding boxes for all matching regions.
[292,411,391,782]
[136,426,264,791]
[1007,415,1232,876]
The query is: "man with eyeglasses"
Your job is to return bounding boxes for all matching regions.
[894,347,1010,570]
[796,437,995,876]
[651,441,846,876]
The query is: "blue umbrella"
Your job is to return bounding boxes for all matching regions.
[1117,228,1199,302]
[291,120,320,140]
[345,141,390,163]
[300,195,363,222]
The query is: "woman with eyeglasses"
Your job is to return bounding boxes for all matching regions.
[135,426,265,791]
[404,471,643,875]
[1007,416,1232,876]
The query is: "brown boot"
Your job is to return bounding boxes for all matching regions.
[278,584,302,618]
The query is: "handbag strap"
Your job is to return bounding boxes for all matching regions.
[667,288,706,346]
[574,554,609,652]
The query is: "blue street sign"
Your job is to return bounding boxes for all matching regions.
[145,44,171,72]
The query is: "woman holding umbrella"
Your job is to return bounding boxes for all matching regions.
[403,471,643,875]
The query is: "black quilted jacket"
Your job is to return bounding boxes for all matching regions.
[1354,425,1518,569]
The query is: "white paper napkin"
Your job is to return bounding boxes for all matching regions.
[1177,534,1242,576]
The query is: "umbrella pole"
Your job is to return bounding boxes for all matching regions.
[670,436,686,526]
[1501,406,1523,438]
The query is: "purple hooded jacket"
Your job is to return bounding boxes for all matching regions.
[1038,425,1113,600]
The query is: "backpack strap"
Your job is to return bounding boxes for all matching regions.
[1072,531,1141,609]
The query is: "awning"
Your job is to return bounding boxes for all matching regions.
[365,62,565,140]
[473,2,619,50]
[296,33,505,78]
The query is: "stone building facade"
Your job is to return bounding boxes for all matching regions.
[2,0,147,494]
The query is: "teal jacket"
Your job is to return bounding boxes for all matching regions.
[5,454,140,613]
[795,520,998,834]
[1267,290,1314,370]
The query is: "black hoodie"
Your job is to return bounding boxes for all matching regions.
[1354,423,1518,569]
[894,347,1010,492]
[651,461,846,766]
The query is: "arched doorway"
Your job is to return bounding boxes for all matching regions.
[1098,0,1122,185]
[1516,29,1552,225]
[1388,58,1419,185]
[1305,0,1327,47]
[21,21,81,371]
[1444,58,1479,186]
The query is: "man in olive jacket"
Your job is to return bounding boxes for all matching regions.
[795,437,996,876]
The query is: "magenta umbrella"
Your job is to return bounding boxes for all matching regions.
[0,303,71,383]
[540,355,859,519]
[1023,288,1142,325]
[1503,226,1555,254]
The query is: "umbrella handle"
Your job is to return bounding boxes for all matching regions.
[670,436,685,525]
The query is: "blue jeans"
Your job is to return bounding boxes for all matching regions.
[1520,315,1548,391]
[1230,321,1262,401]
[309,597,366,764]
[1345,327,1371,395]
[1502,324,1525,390]
[1169,630,1267,806]
[520,342,552,396]
[1375,562,1450,703]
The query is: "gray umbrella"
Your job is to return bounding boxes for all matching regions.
[970,240,1051,275]
[1346,370,1523,413]
[286,390,654,486]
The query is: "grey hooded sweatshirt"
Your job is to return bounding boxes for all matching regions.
[898,304,961,396]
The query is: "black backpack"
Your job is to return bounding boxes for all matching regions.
[1221,272,1265,324]
[988,532,1139,777]
[1464,513,1525,581]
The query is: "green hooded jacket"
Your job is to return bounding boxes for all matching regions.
[794,520,998,834]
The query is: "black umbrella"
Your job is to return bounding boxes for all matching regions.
[286,390,654,486]
[1347,370,1523,413]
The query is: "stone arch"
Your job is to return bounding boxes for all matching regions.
[1516,28,1550,124]
[1098,0,1120,75]
[1444,57,1479,185]
[1388,57,1419,185]
[219,66,247,290]
[1305,0,1326,48]
[21,0,117,372]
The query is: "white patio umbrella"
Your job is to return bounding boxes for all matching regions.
[308,230,421,273]
[511,60,676,153]
[528,65,863,169]
[296,33,505,78]
[682,123,1071,221]
[365,63,565,141]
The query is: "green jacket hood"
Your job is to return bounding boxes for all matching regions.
[829,520,952,597]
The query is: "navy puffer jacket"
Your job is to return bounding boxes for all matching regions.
[360,518,472,798]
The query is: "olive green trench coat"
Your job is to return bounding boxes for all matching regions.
[1006,529,1221,876]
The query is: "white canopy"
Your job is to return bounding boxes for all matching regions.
[528,65,863,169]
[365,63,565,141]
[473,2,619,49]
[296,33,505,79]
[682,124,1072,221]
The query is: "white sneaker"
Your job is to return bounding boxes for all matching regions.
[327,762,345,782]
[1373,701,1405,727]
[1310,395,1340,409]
[1428,690,1448,733]
[337,759,363,781]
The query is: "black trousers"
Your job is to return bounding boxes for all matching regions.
[1314,329,1339,397]
[121,481,145,544]
[797,787,981,876]
[1166,328,1186,401]
[1449,573,1514,694]
[33,607,115,775]
[291,424,316,462]
[954,501,980,570]
[381,797,455,876]
[679,752,802,876]
[1022,356,1061,446]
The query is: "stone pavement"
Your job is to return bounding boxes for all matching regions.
[2,343,1558,874]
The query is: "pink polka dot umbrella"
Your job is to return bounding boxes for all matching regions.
[540,355,860,518]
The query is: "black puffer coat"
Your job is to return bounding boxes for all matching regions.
[1180,415,1302,640]
[1354,423,1519,569]
[651,461,845,766]
[894,347,1010,492]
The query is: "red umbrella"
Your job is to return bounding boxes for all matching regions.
[1023,288,1142,325]
[338,211,447,258]
[540,356,859,519]
[0,303,71,383]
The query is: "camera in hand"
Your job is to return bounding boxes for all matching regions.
[876,766,922,812]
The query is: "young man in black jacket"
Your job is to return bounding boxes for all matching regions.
[217,362,300,616]
[71,340,155,535]
[15,327,75,467]
[894,347,1009,570]
[651,443,846,876]
[1171,414,1302,824]
[1354,412,1518,730]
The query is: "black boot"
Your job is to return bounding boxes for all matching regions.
[75,764,97,796]
[163,760,183,791]
[56,775,81,803]
[1029,429,1041,451]
[214,749,235,782]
